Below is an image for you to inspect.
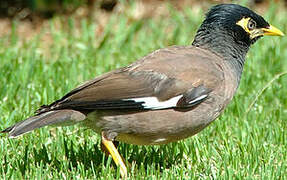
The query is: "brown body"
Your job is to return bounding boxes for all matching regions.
[80,46,239,145]
[2,46,239,142]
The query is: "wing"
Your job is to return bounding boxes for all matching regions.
[36,46,224,114]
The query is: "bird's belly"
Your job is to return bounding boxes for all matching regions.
[115,121,208,145]
[85,96,226,145]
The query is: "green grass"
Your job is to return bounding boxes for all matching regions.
[1,2,287,179]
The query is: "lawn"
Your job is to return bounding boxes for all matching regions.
[0,1,287,179]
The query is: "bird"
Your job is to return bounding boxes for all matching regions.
[1,4,284,177]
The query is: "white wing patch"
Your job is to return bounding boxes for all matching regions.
[188,94,208,105]
[125,95,183,110]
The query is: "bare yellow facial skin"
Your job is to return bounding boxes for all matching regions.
[236,17,284,39]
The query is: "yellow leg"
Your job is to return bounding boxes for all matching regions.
[101,134,127,178]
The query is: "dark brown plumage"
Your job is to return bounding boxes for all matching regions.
[1,4,284,177]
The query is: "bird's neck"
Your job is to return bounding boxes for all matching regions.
[192,28,250,81]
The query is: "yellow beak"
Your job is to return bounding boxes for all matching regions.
[261,25,284,36]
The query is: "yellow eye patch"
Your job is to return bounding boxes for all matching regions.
[236,17,284,38]
[236,17,252,34]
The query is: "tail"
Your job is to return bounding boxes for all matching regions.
[1,110,86,138]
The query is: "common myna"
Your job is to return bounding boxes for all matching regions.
[1,4,284,177]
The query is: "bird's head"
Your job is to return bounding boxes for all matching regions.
[193,4,284,54]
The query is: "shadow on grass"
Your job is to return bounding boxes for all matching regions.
[31,138,104,171]
[13,136,190,176]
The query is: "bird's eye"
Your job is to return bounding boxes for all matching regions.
[247,19,256,30]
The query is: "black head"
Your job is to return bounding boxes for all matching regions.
[205,4,270,45]
[192,4,283,56]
